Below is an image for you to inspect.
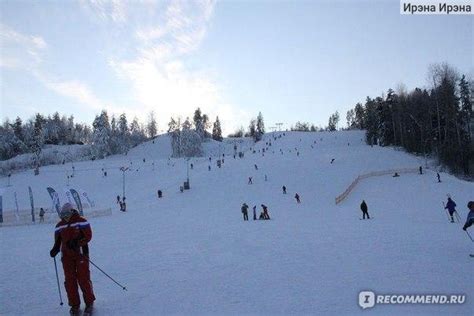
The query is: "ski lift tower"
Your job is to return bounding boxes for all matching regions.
[275,123,283,131]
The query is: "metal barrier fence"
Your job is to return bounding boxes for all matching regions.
[335,167,418,204]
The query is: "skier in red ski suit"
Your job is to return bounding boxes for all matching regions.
[50,203,95,314]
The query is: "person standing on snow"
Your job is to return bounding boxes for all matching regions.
[360,200,370,220]
[39,207,45,223]
[445,197,457,223]
[282,186,287,194]
[50,203,95,315]
[462,201,474,231]
[261,204,270,220]
[241,203,249,221]
[253,205,257,220]
[295,193,301,203]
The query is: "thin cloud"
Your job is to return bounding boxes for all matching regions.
[0,23,47,70]
[1,23,120,117]
[107,0,248,133]
[79,0,128,23]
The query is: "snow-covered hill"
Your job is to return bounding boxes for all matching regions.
[1,131,472,315]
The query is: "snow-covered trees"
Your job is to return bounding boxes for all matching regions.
[212,116,223,141]
[129,117,146,147]
[168,116,203,157]
[147,111,157,138]
[228,126,244,138]
[0,120,26,160]
[248,119,256,139]
[247,112,265,142]
[193,108,205,139]
[32,114,45,165]
[346,109,356,129]
[92,110,111,158]
[327,111,340,131]
[347,63,472,175]
[118,113,130,153]
[256,112,265,141]
[167,109,217,157]
[1,109,148,163]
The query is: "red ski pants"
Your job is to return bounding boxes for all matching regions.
[62,255,96,307]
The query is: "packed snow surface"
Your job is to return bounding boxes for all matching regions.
[0,131,472,315]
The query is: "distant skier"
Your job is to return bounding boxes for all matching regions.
[157,190,162,198]
[462,201,474,231]
[39,207,45,223]
[254,164,258,170]
[330,158,335,164]
[393,172,400,177]
[444,197,457,223]
[282,186,287,194]
[208,165,211,171]
[261,204,270,220]
[116,195,120,204]
[419,166,423,175]
[360,200,370,219]
[248,177,253,184]
[264,174,268,181]
[120,197,127,212]
[437,173,441,183]
[190,163,194,170]
[253,206,257,220]
[241,203,249,221]
[295,193,301,203]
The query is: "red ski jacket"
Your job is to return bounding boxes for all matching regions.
[52,213,92,258]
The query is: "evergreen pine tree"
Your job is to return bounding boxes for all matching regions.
[147,111,158,138]
[249,118,256,140]
[256,112,265,141]
[92,110,111,158]
[212,116,223,141]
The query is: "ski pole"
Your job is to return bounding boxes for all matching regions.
[465,230,474,242]
[442,202,451,221]
[455,211,461,223]
[53,257,64,306]
[88,258,127,291]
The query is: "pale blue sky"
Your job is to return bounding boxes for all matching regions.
[1,0,472,134]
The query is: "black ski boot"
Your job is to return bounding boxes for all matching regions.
[84,303,94,315]
[69,305,80,315]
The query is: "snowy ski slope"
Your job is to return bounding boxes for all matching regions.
[0,130,472,315]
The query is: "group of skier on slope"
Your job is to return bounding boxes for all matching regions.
[46,133,474,315]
